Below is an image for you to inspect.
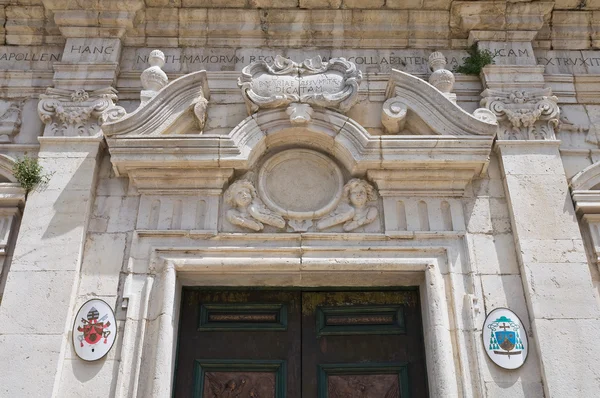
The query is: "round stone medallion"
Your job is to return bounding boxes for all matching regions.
[258,149,343,219]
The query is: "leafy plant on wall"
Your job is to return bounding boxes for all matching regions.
[454,44,495,75]
[12,157,51,193]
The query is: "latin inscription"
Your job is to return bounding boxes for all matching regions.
[69,45,115,55]
[0,51,60,62]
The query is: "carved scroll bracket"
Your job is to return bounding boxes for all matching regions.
[238,55,362,116]
[481,88,559,140]
[38,87,118,137]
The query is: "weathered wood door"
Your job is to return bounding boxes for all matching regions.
[175,289,428,398]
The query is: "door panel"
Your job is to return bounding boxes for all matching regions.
[301,291,428,398]
[174,290,301,398]
[175,289,428,398]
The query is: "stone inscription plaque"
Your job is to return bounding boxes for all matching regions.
[121,47,600,75]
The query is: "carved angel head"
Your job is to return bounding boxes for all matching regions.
[343,178,377,208]
[224,179,258,209]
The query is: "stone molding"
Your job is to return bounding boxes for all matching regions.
[384,68,497,136]
[101,70,210,137]
[481,88,560,140]
[238,55,361,116]
[118,232,460,398]
[37,87,118,137]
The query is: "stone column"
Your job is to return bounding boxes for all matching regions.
[482,65,600,396]
[0,33,122,395]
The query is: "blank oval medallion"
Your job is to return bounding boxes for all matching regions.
[258,149,343,219]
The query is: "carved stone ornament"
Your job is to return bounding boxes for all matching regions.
[223,150,380,233]
[38,87,118,137]
[481,88,559,140]
[0,99,26,143]
[238,55,362,116]
[428,51,456,103]
[381,98,407,134]
[140,49,169,105]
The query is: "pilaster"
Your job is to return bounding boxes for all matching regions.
[0,26,123,396]
[483,65,600,397]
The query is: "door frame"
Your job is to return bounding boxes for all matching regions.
[115,231,464,398]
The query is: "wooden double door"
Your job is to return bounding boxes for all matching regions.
[174,289,428,398]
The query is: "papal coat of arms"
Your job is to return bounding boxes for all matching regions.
[72,299,117,361]
[482,308,528,369]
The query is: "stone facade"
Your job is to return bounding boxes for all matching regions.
[0,1,599,397]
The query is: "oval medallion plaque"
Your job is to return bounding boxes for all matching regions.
[258,149,343,219]
[72,299,117,361]
[482,307,528,370]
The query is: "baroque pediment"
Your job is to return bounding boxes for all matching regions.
[101,68,210,138]
[383,69,498,137]
[103,54,497,197]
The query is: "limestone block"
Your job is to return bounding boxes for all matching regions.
[145,7,179,38]
[468,233,520,274]
[593,12,600,48]
[535,318,600,396]
[423,0,452,10]
[0,8,6,45]
[251,0,298,6]
[179,8,207,47]
[518,238,588,264]
[523,262,600,319]
[93,196,139,233]
[386,0,422,9]
[300,0,342,7]
[408,10,450,46]
[146,0,181,5]
[478,41,535,65]
[506,2,553,31]
[96,176,129,197]
[553,0,582,8]
[504,174,583,240]
[0,335,62,397]
[207,9,264,47]
[464,197,493,234]
[450,1,506,37]
[61,38,121,63]
[483,381,544,398]
[182,0,245,6]
[58,359,121,397]
[470,178,506,198]
[205,103,248,130]
[537,50,589,74]
[343,0,384,7]
[552,11,592,50]
[5,5,45,45]
[0,270,75,334]
[78,233,127,296]
[260,9,311,47]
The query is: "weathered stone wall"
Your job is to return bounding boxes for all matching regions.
[0,1,599,397]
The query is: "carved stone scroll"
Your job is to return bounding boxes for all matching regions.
[238,55,362,115]
[38,87,118,137]
[381,98,407,134]
[481,88,559,140]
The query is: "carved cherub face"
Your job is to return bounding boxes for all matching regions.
[343,178,377,208]
[225,180,257,209]
[350,185,368,207]
[234,187,253,208]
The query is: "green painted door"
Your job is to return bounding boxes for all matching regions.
[174,289,428,398]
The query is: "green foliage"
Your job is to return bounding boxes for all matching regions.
[12,157,51,192]
[454,44,495,75]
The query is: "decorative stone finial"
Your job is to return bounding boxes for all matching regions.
[140,50,168,104]
[428,52,456,102]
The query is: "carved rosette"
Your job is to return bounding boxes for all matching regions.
[238,55,362,119]
[38,87,118,137]
[481,88,559,140]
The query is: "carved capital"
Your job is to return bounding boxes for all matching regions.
[238,55,362,115]
[481,88,559,140]
[38,87,118,137]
